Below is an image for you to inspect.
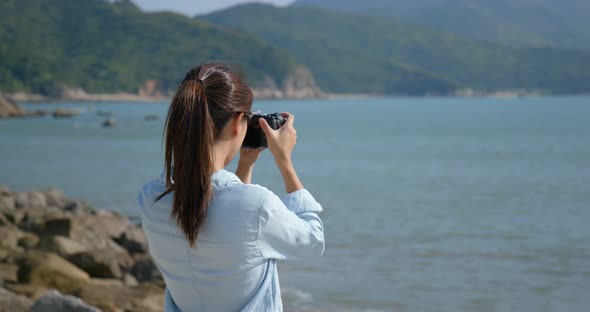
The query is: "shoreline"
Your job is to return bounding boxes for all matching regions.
[4,88,581,105]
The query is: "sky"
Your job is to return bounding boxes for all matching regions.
[133,0,294,16]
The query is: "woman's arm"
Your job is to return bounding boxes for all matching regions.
[259,112,303,193]
[236,148,264,184]
[257,188,325,260]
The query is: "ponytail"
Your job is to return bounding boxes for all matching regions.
[156,68,214,248]
[155,63,253,248]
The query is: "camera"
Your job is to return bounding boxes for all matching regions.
[242,112,285,149]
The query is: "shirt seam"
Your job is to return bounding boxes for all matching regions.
[255,192,271,260]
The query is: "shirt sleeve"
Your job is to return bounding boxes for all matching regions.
[257,189,325,260]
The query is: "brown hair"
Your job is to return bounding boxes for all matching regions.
[154,62,253,247]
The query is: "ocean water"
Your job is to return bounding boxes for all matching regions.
[1,96,589,312]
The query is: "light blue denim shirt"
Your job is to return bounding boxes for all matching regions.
[136,168,325,312]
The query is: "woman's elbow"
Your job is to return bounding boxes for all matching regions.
[307,230,325,258]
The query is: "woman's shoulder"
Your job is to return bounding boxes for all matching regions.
[218,182,278,208]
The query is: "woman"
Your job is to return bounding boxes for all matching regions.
[136,62,325,312]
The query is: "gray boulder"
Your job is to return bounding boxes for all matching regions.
[30,289,100,312]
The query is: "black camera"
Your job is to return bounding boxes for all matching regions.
[242,112,285,149]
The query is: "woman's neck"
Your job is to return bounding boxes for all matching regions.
[212,141,232,172]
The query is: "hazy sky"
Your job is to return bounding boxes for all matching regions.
[134,0,294,16]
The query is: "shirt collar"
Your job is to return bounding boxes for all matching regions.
[159,166,241,189]
[211,168,242,189]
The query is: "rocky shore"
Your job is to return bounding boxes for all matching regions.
[1,68,327,106]
[0,185,164,312]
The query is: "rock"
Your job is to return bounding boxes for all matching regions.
[0,212,11,226]
[4,209,26,226]
[101,117,118,127]
[30,289,100,312]
[4,283,49,300]
[38,235,87,257]
[17,251,90,294]
[0,225,26,251]
[123,273,138,287]
[73,211,129,240]
[14,191,47,209]
[78,280,164,312]
[64,211,134,279]
[63,200,94,215]
[17,207,67,232]
[130,254,162,283]
[52,108,80,118]
[0,263,19,283]
[0,223,35,261]
[115,226,148,254]
[252,67,325,99]
[0,94,25,118]
[86,277,125,288]
[33,217,71,237]
[0,186,10,196]
[138,79,165,97]
[43,84,90,101]
[101,118,117,127]
[0,222,38,253]
[0,196,16,215]
[67,238,132,279]
[0,287,33,312]
[282,66,325,99]
[4,93,46,102]
[17,231,40,249]
[43,187,67,208]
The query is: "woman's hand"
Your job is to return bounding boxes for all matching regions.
[236,147,265,184]
[259,112,303,193]
[238,147,265,167]
[259,112,297,168]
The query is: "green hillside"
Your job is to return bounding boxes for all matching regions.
[295,0,590,50]
[0,0,297,94]
[204,3,590,95]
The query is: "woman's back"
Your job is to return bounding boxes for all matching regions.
[137,169,324,311]
[138,62,324,311]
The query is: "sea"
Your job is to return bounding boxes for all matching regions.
[1,96,589,312]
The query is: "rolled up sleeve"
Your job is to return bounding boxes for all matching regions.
[257,189,325,260]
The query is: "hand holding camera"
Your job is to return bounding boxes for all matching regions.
[259,112,297,167]
[240,111,302,192]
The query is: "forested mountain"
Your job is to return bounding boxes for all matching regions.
[0,0,297,94]
[3,0,590,97]
[204,3,590,95]
[294,0,590,50]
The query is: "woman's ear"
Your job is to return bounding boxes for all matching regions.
[231,113,246,137]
